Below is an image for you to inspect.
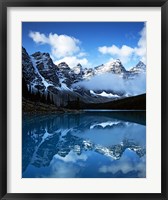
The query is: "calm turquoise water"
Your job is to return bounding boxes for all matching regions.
[22,111,146,178]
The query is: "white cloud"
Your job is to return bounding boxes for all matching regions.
[29,31,90,68]
[46,151,88,178]
[29,31,48,44]
[98,45,134,64]
[73,73,146,95]
[77,52,87,58]
[134,25,146,63]
[54,150,88,163]
[29,31,80,59]
[99,45,134,57]
[98,24,146,64]
[99,151,146,178]
[49,161,80,178]
[54,56,89,69]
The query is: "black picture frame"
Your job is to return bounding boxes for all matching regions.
[0,0,168,199]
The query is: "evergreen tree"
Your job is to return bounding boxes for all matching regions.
[41,92,46,103]
[67,94,70,106]
[36,88,40,102]
[77,97,80,109]
[22,77,29,98]
[47,91,51,104]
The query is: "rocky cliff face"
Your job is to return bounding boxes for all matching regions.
[95,59,127,75]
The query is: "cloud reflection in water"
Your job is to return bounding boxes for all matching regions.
[22,111,146,178]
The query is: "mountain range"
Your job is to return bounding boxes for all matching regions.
[22,47,146,107]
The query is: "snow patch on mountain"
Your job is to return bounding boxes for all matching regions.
[83,68,95,80]
[95,59,126,75]
[130,61,146,73]
[30,56,53,91]
[90,121,121,129]
[59,78,72,91]
[98,91,120,98]
[90,90,120,98]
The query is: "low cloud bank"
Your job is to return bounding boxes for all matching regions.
[73,73,146,96]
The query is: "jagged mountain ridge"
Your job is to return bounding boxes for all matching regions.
[130,61,146,73]
[22,47,146,106]
[95,59,127,75]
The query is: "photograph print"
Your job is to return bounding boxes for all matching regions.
[22,22,146,178]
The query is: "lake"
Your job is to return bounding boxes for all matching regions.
[22,111,146,178]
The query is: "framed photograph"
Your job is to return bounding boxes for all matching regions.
[0,0,167,199]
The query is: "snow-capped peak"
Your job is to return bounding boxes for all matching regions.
[72,63,83,75]
[31,51,56,70]
[95,59,126,75]
[57,62,70,71]
[130,61,146,73]
[136,61,146,69]
[77,63,82,68]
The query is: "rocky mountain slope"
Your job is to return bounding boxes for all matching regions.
[22,47,146,107]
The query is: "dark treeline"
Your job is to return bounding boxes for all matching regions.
[66,93,146,110]
[22,77,80,108]
[22,77,54,105]
[23,77,146,110]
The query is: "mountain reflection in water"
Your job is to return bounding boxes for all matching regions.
[22,111,146,178]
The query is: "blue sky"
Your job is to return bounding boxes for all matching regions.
[22,22,146,69]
